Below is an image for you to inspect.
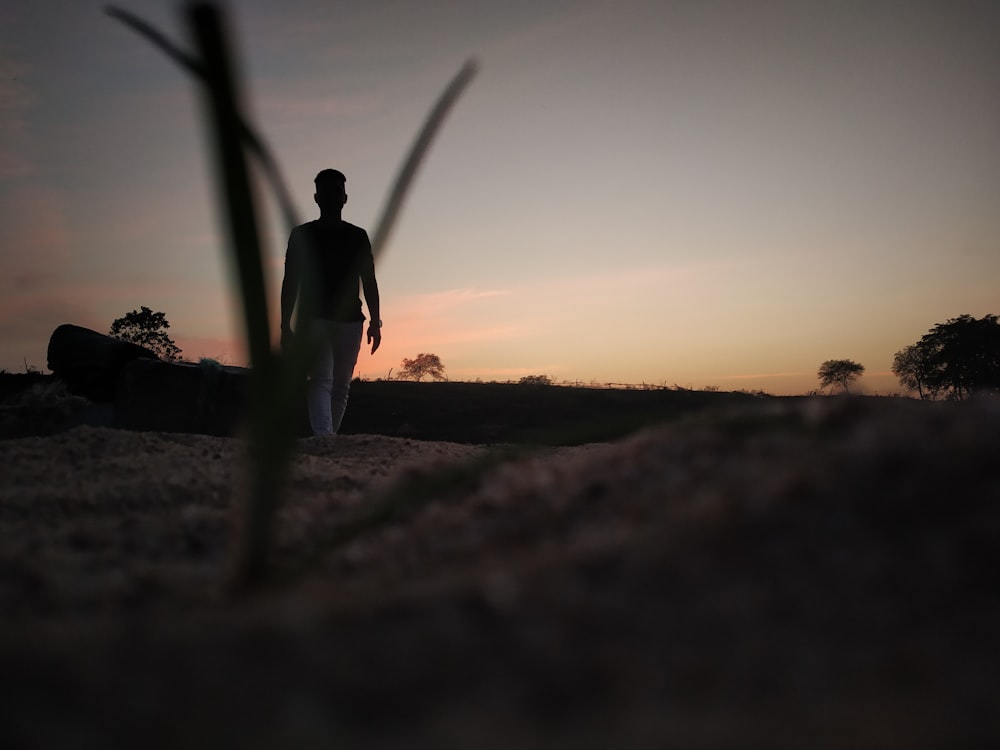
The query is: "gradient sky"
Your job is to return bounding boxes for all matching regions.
[2,0,998,394]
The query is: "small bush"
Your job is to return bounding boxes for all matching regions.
[518,374,552,386]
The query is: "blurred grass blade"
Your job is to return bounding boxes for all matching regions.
[107,2,301,587]
[108,1,478,590]
[187,5,269,370]
[107,4,300,230]
[184,3,293,587]
[106,5,203,75]
[369,59,478,260]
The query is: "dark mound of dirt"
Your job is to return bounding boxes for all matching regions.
[0,396,997,749]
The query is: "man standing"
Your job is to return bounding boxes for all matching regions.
[280,169,381,436]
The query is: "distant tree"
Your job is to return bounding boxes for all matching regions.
[518,374,552,386]
[817,359,865,394]
[894,314,1000,400]
[109,306,182,362]
[892,343,934,400]
[399,353,446,382]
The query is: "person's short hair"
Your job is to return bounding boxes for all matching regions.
[314,169,346,189]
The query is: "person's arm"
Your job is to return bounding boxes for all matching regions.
[279,229,299,351]
[360,241,381,354]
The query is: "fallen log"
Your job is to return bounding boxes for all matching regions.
[47,324,159,402]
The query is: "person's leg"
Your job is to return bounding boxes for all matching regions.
[328,321,364,433]
[306,321,336,436]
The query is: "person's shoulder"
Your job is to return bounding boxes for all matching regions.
[341,220,368,235]
[341,221,371,246]
[289,219,320,237]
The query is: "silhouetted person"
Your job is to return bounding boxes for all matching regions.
[280,169,381,436]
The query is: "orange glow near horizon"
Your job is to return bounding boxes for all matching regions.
[1,2,998,396]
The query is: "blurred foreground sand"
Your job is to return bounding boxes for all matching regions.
[1,397,998,749]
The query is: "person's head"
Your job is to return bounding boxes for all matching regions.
[314,169,347,215]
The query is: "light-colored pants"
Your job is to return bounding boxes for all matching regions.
[307,320,363,436]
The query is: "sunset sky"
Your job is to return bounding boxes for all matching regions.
[2,0,998,394]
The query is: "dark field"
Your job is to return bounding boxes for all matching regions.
[339,379,773,444]
[0,373,771,444]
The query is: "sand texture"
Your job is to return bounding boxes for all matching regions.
[1,396,998,748]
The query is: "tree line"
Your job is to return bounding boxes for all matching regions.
[819,313,999,398]
[891,313,1000,400]
[108,307,999,398]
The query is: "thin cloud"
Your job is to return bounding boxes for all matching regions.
[536,259,749,295]
[384,287,523,348]
[403,323,524,347]
[390,262,743,320]
[398,286,513,315]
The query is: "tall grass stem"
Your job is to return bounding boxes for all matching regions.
[108,1,477,590]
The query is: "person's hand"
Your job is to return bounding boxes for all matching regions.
[367,322,381,354]
[280,326,294,354]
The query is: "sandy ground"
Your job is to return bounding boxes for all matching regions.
[1,396,998,749]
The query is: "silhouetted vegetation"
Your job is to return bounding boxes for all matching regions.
[109,306,181,362]
[817,359,864,393]
[892,314,1000,400]
[399,353,446,381]
[892,344,932,399]
[518,374,553,386]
